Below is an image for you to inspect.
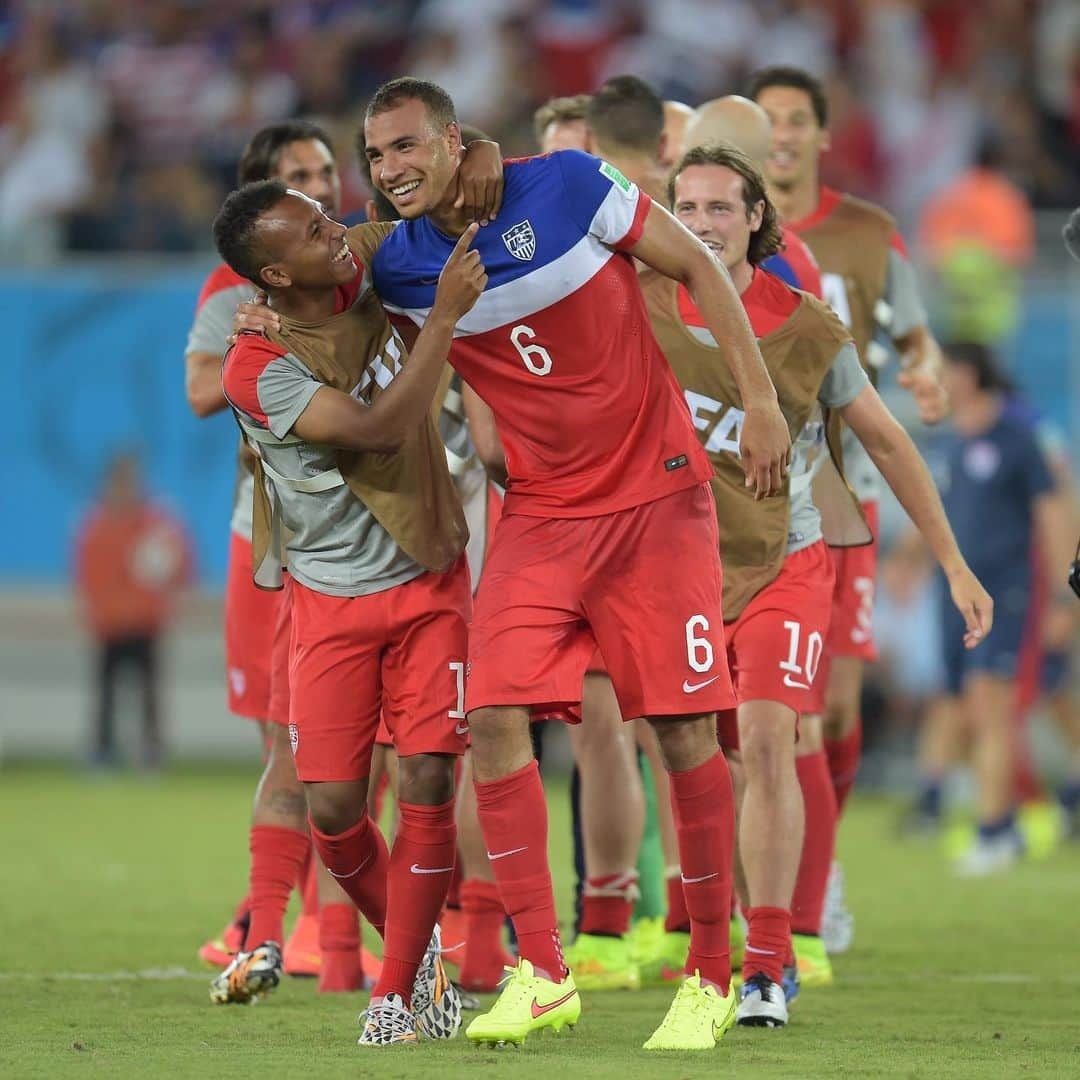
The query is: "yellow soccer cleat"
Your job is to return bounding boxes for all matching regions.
[565,932,641,991]
[465,958,580,1047]
[793,933,834,987]
[643,972,737,1051]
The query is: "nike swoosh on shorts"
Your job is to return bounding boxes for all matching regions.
[683,675,721,693]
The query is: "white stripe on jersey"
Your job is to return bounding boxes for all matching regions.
[587,177,642,246]
[381,185,639,337]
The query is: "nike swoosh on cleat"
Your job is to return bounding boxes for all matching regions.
[410,864,454,875]
[486,845,528,860]
[683,676,721,693]
[530,989,578,1018]
[327,854,372,880]
[681,871,719,884]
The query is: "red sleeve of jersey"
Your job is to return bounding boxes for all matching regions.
[221,336,289,427]
[611,190,652,252]
[195,263,249,313]
[890,229,910,258]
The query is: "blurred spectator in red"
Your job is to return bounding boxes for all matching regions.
[74,453,193,769]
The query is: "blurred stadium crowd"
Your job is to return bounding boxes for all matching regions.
[2,0,1080,262]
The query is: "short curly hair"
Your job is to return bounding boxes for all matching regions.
[212,179,288,287]
[668,143,783,266]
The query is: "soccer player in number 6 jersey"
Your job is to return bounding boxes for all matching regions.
[362,77,791,1053]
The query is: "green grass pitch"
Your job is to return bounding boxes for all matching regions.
[1,762,1077,1078]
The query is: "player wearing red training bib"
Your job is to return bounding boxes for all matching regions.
[363,76,792,1054]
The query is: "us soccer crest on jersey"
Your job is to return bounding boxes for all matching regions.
[501,220,536,262]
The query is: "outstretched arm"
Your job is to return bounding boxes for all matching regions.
[626,202,790,498]
[841,383,992,647]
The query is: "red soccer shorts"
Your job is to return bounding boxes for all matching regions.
[224,532,279,721]
[717,541,835,750]
[266,574,292,728]
[287,558,471,782]
[824,499,879,661]
[466,482,735,721]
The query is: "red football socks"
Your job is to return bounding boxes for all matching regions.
[474,760,566,982]
[668,752,735,993]
[664,871,690,933]
[244,825,310,950]
[826,726,862,814]
[792,751,838,936]
[743,906,790,985]
[458,878,508,991]
[580,870,637,937]
[308,812,388,937]
[374,800,457,1005]
[318,901,362,993]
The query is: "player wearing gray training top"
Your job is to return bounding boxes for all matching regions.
[184,120,348,977]
[215,179,488,1046]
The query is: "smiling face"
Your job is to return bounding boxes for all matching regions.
[363,97,461,219]
[256,191,355,292]
[672,163,763,277]
[273,138,341,218]
[755,84,829,193]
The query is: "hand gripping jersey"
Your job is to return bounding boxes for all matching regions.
[366,150,712,518]
[186,264,258,538]
[643,266,870,620]
[787,186,927,502]
[223,261,467,594]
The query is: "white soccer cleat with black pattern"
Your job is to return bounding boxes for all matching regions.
[412,924,462,1039]
[358,992,419,1046]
